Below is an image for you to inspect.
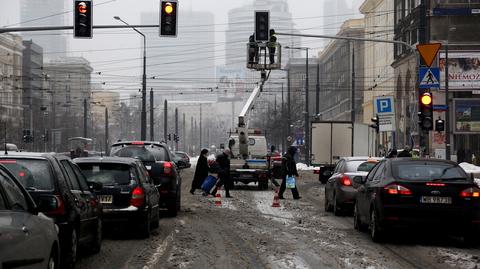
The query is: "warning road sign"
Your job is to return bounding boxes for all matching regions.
[418,67,440,88]
[416,43,441,67]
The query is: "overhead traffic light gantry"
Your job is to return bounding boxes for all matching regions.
[74,0,93,38]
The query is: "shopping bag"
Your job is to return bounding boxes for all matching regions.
[286,176,296,189]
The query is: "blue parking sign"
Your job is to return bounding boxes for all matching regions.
[375,97,393,114]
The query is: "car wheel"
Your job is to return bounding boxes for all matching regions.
[140,211,151,238]
[48,246,58,269]
[61,228,78,269]
[370,208,384,242]
[90,219,102,254]
[151,207,160,229]
[354,204,367,232]
[333,193,342,216]
[324,189,331,212]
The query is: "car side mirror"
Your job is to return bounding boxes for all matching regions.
[88,181,103,191]
[353,176,365,184]
[176,160,187,170]
[36,195,59,212]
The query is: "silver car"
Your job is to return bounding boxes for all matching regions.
[0,164,59,269]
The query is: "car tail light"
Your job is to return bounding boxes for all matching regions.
[460,187,480,198]
[340,175,352,186]
[384,184,412,195]
[130,187,145,207]
[163,161,173,176]
[426,182,445,187]
[46,195,66,216]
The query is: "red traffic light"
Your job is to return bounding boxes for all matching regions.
[77,2,88,13]
[420,93,432,105]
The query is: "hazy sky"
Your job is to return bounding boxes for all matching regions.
[0,0,362,92]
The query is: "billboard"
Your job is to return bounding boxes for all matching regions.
[440,52,480,89]
[453,98,480,133]
[216,67,246,102]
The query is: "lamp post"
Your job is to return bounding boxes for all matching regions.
[114,16,147,140]
[285,46,310,165]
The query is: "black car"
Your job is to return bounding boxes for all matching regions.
[110,141,183,216]
[0,163,60,269]
[74,157,161,237]
[353,158,480,244]
[0,152,103,269]
[324,157,381,215]
[174,151,191,169]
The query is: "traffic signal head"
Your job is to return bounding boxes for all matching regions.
[168,134,171,141]
[74,1,93,39]
[435,119,445,132]
[255,11,269,42]
[418,91,433,131]
[160,0,178,37]
[370,115,379,133]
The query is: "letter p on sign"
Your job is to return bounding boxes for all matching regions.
[376,98,392,113]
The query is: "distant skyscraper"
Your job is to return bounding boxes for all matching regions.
[140,10,215,89]
[226,0,300,68]
[20,0,67,57]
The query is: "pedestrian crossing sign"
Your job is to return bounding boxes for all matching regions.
[418,67,440,89]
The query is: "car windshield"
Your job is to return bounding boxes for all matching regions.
[357,161,378,172]
[345,160,371,172]
[77,163,132,185]
[0,159,54,190]
[393,162,467,181]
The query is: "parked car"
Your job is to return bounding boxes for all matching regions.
[0,152,103,269]
[74,157,160,237]
[0,163,60,269]
[174,151,191,168]
[110,141,183,216]
[325,157,381,215]
[353,158,480,244]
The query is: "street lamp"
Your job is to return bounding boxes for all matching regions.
[285,46,310,165]
[114,16,147,140]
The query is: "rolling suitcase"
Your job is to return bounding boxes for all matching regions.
[201,175,217,193]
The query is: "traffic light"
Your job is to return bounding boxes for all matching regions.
[160,0,178,37]
[255,11,269,42]
[435,118,445,132]
[74,0,93,39]
[370,115,379,133]
[168,133,171,141]
[418,91,433,131]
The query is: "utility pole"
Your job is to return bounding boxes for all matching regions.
[150,88,154,141]
[199,105,202,149]
[175,108,178,151]
[164,99,168,143]
[287,69,291,145]
[190,116,194,155]
[105,107,109,154]
[83,99,87,138]
[305,48,310,165]
[182,113,186,152]
[316,63,320,115]
[281,83,285,153]
[351,41,356,156]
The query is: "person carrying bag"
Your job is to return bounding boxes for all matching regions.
[278,146,301,200]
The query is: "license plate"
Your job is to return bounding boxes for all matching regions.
[98,195,113,204]
[420,196,452,204]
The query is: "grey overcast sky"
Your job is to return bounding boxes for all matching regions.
[0,0,362,90]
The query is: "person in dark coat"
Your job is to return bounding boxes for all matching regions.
[278,146,301,200]
[190,148,209,194]
[211,148,232,198]
[386,148,398,158]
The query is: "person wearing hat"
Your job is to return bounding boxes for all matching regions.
[190,148,210,194]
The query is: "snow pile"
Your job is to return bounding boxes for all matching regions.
[296,163,315,171]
